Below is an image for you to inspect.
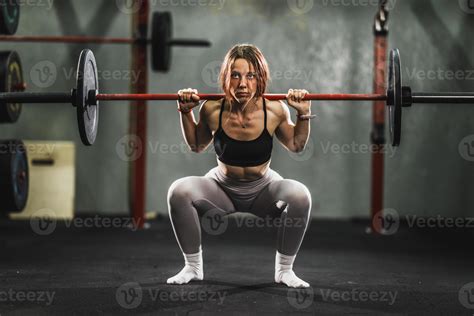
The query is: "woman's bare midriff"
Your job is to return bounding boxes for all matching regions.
[207,98,279,182]
[217,160,270,181]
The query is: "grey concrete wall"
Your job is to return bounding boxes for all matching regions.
[2,0,473,219]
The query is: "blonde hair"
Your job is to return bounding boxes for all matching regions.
[219,44,270,101]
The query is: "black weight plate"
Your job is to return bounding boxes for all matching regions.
[152,11,172,72]
[76,49,99,146]
[0,50,23,123]
[0,0,19,35]
[0,139,29,213]
[387,49,402,147]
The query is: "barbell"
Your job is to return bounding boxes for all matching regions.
[1,48,473,146]
[0,11,211,72]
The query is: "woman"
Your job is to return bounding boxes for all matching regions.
[167,44,315,288]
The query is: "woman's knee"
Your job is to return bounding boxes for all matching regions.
[274,179,312,216]
[167,176,201,206]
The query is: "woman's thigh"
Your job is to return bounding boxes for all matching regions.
[168,176,237,216]
[248,179,311,218]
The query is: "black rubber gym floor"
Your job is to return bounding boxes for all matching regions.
[0,216,473,315]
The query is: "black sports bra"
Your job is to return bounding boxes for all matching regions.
[213,98,273,167]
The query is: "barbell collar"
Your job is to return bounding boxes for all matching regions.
[88,90,98,106]
[402,86,412,107]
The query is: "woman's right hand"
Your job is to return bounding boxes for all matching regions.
[177,88,201,113]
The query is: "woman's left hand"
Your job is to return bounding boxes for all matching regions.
[286,89,311,114]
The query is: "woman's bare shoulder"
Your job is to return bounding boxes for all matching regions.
[265,99,286,118]
[200,99,223,127]
[201,99,222,114]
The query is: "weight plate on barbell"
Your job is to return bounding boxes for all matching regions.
[0,50,23,123]
[0,139,29,214]
[0,0,19,35]
[152,11,172,72]
[387,49,402,147]
[76,49,99,146]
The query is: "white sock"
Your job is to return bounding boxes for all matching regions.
[167,246,204,285]
[274,251,310,288]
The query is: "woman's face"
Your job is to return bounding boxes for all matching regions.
[229,58,258,104]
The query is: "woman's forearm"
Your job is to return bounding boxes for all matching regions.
[179,111,199,151]
[293,117,310,152]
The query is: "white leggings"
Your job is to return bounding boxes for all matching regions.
[167,167,312,256]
